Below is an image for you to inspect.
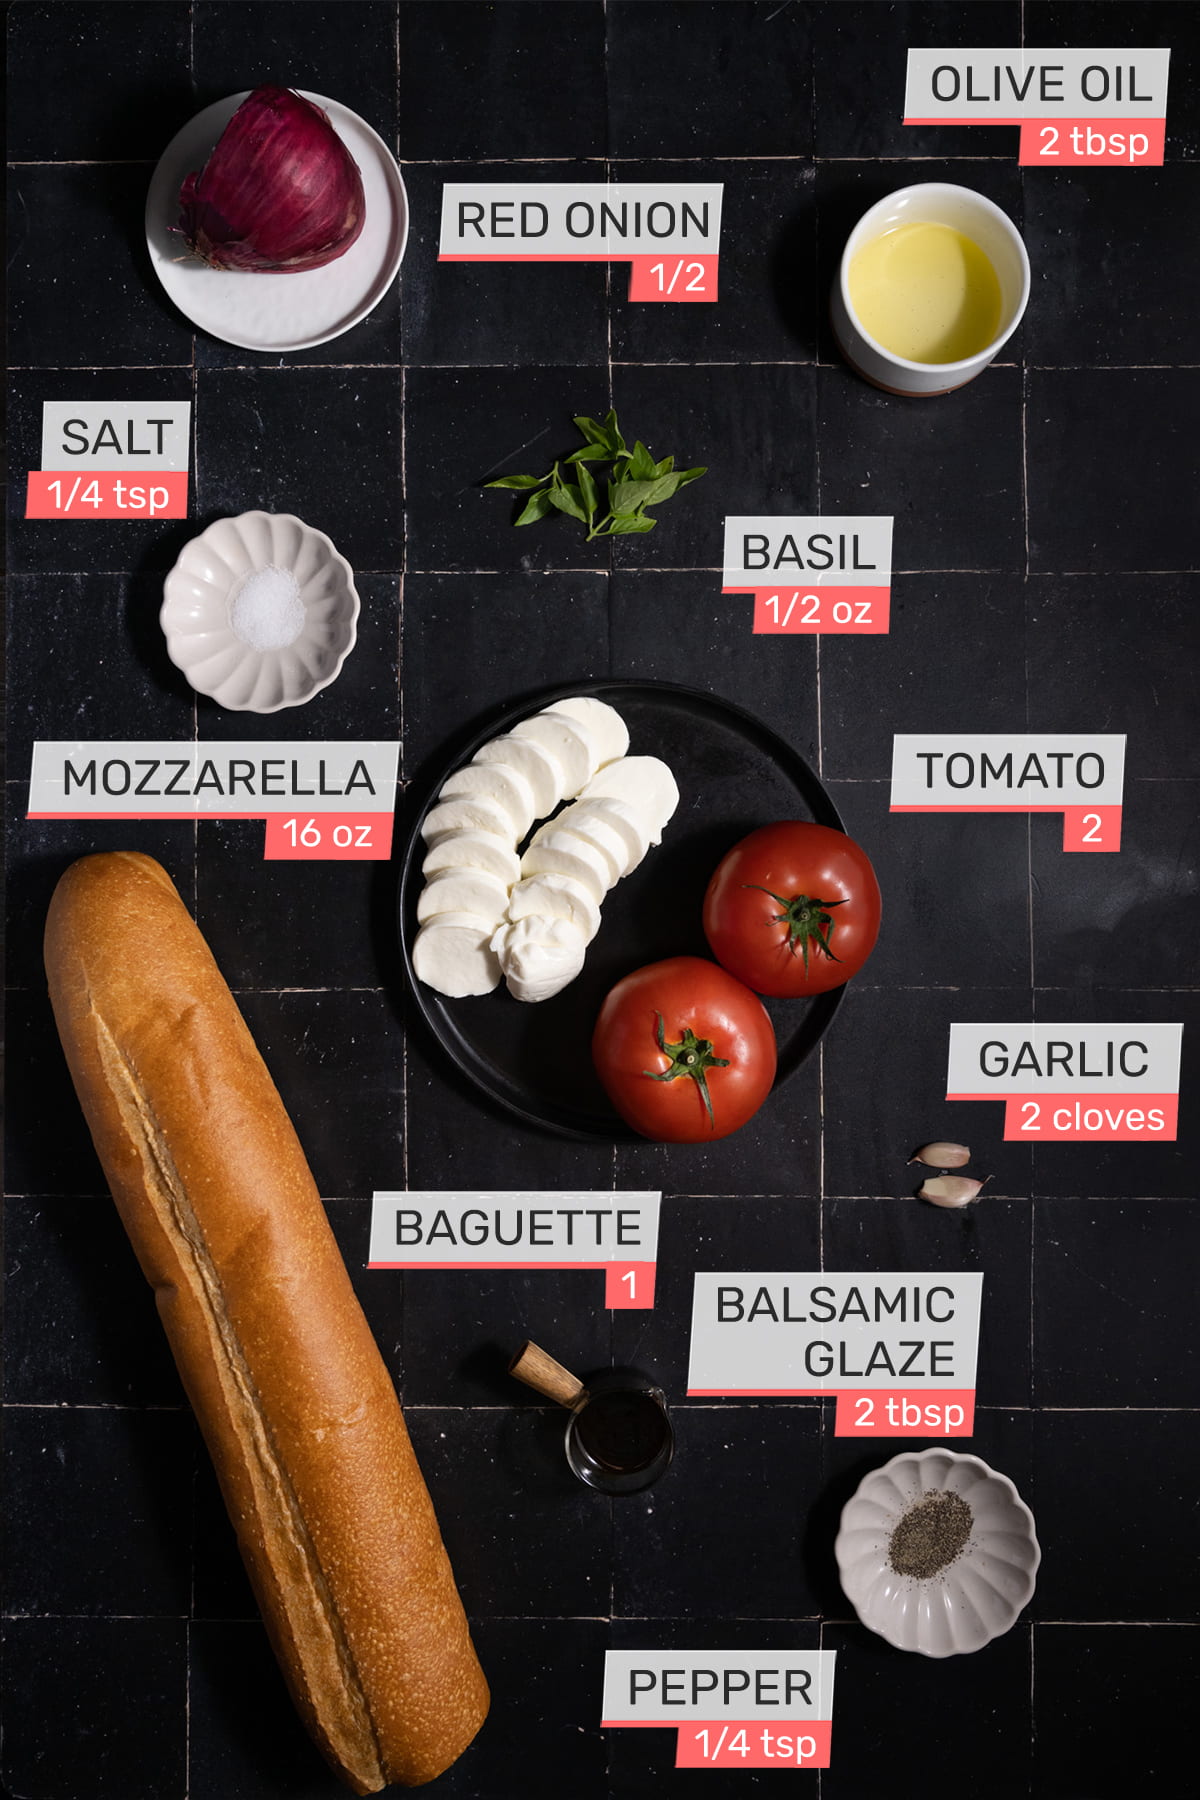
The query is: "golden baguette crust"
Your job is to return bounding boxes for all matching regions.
[44,852,489,1792]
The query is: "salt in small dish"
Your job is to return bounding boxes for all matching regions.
[161,511,360,713]
[835,1446,1040,1657]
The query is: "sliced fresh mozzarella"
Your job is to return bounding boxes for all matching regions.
[520,828,610,902]
[550,811,628,888]
[558,796,651,874]
[511,710,599,801]
[422,829,521,889]
[579,755,679,839]
[421,793,515,845]
[472,733,560,817]
[508,871,602,944]
[412,912,502,997]
[439,760,535,839]
[416,868,510,928]
[491,915,588,1003]
[542,696,629,767]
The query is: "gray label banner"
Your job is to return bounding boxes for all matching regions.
[41,402,191,470]
[602,1650,836,1722]
[688,1273,982,1393]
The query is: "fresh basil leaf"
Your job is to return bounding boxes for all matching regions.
[485,472,548,490]
[572,415,610,447]
[548,483,588,523]
[628,439,657,480]
[654,455,675,476]
[674,465,707,487]
[610,477,663,514]
[565,443,613,463]
[576,462,599,522]
[603,409,627,455]
[605,512,657,534]
[514,487,558,525]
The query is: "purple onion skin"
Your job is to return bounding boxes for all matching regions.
[178,85,365,272]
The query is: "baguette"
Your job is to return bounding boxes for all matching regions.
[44,851,489,1792]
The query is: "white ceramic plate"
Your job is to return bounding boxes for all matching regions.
[145,91,407,351]
[835,1447,1040,1657]
[161,511,359,712]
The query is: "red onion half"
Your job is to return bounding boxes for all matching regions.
[178,85,365,272]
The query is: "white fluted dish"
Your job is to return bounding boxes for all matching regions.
[161,511,360,713]
[835,1447,1040,1657]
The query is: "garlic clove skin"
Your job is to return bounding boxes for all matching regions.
[910,1140,971,1169]
[918,1176,987,1208]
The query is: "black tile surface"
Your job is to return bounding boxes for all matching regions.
[8,163,196,369]
[1032,1625,1200,1798]
[192,1,399,139]
[1032,1410,1200,1621]
[612,1404,824,1619]
[1034,1197,1200,1406]
[608,0,813,159]
[1023,165,1200,366]
[1027,368,1200,572]
[7,2,193,161]
[2,1196,184,1405]
[194,367,404,571]
[4,1406,195,1615]
[397,1,608,161]
[0,1617,188,1800]
[5,4,1200,1798]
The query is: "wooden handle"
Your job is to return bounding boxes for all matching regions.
[508,1341,587,1409]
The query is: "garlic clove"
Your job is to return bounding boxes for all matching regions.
[918,1176,987,1208]
[909,1140,971,1168]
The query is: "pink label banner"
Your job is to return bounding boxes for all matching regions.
[671,1721,833,1770]
[1019,116,1165,164]
[996,1093,1179,1141]
[834,1388,975,1436]
[27,470,188,519]
[734,585,890,635]
[263,812,393,861]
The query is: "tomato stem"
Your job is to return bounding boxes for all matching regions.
[743,885,848,975]
[643,1011,730,1128]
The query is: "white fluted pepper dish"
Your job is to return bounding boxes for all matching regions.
[835,1446,1040,1657]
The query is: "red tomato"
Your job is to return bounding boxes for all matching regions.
[702,822,881,997]
[592,956,776,1142]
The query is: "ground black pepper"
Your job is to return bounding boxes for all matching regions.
[888,1489,973,1578]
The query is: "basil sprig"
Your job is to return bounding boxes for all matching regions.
[486,410,706,542]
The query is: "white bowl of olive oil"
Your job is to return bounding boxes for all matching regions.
[831,182,1030,396]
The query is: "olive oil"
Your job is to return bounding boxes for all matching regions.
[848,221,1003,365]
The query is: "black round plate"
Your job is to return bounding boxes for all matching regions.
[398,679,846,1140]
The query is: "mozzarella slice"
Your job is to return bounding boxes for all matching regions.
[472,733,561,817]
[511,711,599,802]
[491,915,588,1003]
[520,828,610,902]
[416,868,510,928]
[550,811,628,888]
[559,796,651,874]
[439,760,536,839]
[579,755,679,839]
[412,912,502,997]
[422,829,521,889]
[508,872,602,944]
[542,697,629,767]
[421,793,515,844]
